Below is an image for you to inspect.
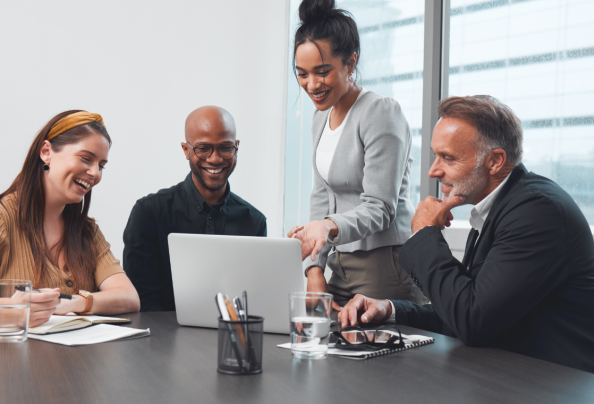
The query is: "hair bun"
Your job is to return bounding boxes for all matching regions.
[298,0,336,24]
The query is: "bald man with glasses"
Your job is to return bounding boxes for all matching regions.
[123,106,266,311]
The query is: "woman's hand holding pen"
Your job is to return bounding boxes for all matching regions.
[290,219,338,261]
[307,266,342,311]
[29,288,60,327]
[54,295,86,315]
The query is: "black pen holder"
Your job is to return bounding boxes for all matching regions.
[217,316,264,375]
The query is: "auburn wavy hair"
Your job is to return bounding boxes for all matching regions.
[0,110,112,290]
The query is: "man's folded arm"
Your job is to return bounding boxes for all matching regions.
[123,200,165,312]
[400,196,567,346]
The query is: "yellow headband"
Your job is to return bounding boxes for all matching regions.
[46,111,105,141]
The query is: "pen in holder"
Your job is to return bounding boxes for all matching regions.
[217,315,263,375]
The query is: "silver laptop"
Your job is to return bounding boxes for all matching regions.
[168,233,304,334]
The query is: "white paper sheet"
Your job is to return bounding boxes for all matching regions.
[28,324,150,346]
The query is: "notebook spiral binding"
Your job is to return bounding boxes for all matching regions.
[352,338,434,360]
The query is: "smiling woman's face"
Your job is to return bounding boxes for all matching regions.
[41,133,110,206]
[295,40,354,111]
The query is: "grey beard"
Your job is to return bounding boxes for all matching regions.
[441,155,488,202]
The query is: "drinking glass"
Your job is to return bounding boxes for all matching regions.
[289,292,333,359]
[0,280,31,342]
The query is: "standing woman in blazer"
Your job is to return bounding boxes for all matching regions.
[288,0,429,309]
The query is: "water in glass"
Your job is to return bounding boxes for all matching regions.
[0,304,30,342]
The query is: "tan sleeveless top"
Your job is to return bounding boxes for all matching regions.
[0,194,124,293]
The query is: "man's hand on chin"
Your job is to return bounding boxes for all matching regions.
[338,295,392,328]
[411,195,466,233]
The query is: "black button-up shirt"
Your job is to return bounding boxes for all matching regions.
[123,173,267,311]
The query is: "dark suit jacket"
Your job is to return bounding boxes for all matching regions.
[394,164,594,373]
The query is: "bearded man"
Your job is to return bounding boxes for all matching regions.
[123,106,266,311]
[338,95,594,373]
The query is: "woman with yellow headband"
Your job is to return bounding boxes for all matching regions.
[0,110,140,327]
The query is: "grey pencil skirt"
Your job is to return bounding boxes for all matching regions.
[326,245,430,307]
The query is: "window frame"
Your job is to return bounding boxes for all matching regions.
[420,0,450,200]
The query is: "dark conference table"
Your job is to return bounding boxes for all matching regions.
[2,312,594,404]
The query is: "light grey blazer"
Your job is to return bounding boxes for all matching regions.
[303,91,415,271]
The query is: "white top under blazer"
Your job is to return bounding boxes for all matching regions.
[316,88,368,182]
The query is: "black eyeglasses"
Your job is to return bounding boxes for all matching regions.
[333,325,404,351]
[186,142,239,159]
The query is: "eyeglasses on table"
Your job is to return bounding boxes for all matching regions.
[333,325,405,351]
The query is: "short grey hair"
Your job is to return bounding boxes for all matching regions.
[438,95,523,166]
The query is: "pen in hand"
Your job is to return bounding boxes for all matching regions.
[15,286,79,300]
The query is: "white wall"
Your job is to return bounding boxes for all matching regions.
[0,1,289,261]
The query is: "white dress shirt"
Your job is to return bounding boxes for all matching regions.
[468,172,511,233]
[388,172,513,320]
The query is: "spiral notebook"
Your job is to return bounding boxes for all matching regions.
[277,332,434,360]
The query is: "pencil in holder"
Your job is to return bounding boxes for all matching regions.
[217,315,263,375]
